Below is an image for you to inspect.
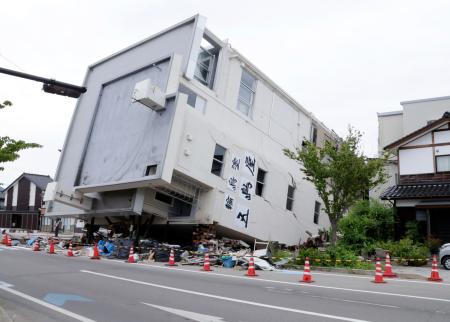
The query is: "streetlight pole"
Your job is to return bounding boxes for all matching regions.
[0,66,86,98]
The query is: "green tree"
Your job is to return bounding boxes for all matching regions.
[284,128,388,245]
[0,100,41,172]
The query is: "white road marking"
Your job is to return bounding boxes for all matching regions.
[0,281,96,322]
[101,261,450,303]
[81,270,370,322]
[142,302,226,322]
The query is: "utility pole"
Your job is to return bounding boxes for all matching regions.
[0,66,86,98]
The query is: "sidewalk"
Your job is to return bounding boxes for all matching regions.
[309,264,450,280]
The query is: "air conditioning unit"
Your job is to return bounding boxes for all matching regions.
[132,79,166,111]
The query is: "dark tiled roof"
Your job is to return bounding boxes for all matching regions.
[4,173,53,192]
[380,183,450,200]
[23,173,52,190]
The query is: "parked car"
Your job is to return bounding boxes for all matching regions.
[439,243,450,270]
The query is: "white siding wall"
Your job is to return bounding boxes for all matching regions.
[12,182,18,207]
[29,182,36,207]
[399,148,434,175]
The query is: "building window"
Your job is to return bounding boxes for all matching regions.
[310,125,318,146]
[211,144,226,176]
[436,155,450,172]
[314,201,321,224]
[155,192,173,205]
[237,69,256,117]
[286,185,295,211]
[194,38,219,89]
[255,169,267,197]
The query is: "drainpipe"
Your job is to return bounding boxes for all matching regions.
[426,209,431,239]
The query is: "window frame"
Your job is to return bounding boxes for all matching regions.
[194,46,216,87]
[237,69,257,117]
[255,168,267,197]
[286,185,295,211]
[313,201,321,224]
[211,144,226,177]
[154,191,174,206]
[435,154,450,173]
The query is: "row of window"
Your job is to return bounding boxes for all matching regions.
[210,143,321,223]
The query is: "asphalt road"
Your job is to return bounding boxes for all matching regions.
[1,245,450,322]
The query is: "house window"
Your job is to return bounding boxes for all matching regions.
[211,144,226,176]
[314,201,321,224]
[436,155,450,172]
[310,125,318,146]
[194,38,219,89]
[237,69,256,117]
[286,185,295,211]
[255,169,267,197]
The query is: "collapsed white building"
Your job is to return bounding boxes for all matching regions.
[44,15,338,245]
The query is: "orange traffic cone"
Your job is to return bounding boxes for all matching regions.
[1,234,6,245]
[90,243,100,260]
[372,258,386,283]
[67,241,74,257]
[165,248,178,266]
[33,239,40,251]
[201,253,212,271]
[6,234,12,247]
[300,257,314,283]
[428,255,443,282]
[128,245,135,263]
[383,253,397,278]
[48,241,55,254]
[245,256,258,277]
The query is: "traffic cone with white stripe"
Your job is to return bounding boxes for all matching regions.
[201,253,212,271]
[245,256,258,277]
[383,253,397,278]
[428,255,443,282]
[165,248,178,266]
[33,239,40,251]
[128,245,135,263]
[6,234,12,247]
[48,240,55,254]
[372,258,386,283]
[67,241,74,257]
[90,242,100,260]
[300,257,314,283]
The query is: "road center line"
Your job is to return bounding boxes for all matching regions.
[81,269,369,322]
[104,261,450,303]
[0,283,96,322]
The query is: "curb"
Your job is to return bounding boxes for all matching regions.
[287,265,428,280]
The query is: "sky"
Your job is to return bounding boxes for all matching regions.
[1,0,450,186]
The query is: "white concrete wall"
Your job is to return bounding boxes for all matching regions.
[378,112,403,152]
[163,41,332,244]
[402,97,450,135]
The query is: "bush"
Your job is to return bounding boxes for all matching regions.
[296,246,372,269]
[338,199,394,253]
[376,238,429,266]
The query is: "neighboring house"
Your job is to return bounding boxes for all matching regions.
[374,96,450,243]
[0,173,52,230]
[44,15,338,245]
